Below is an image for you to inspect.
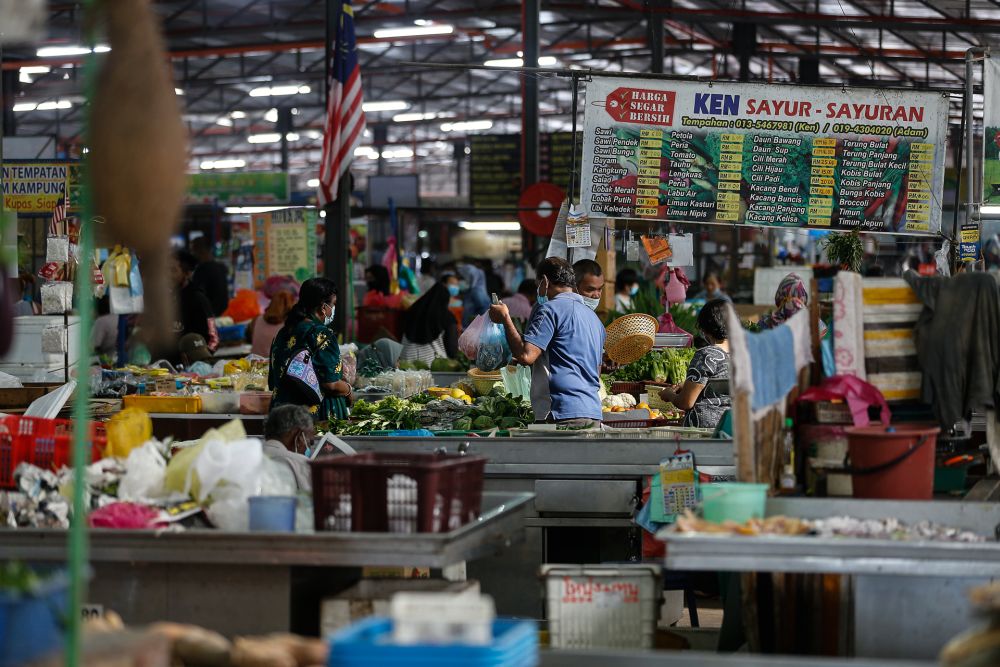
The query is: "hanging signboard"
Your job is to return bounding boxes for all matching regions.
[959,223,980,263]
[1,162,81,213]
[580,78,949,234]
[250,208,317,287]
[982,58,1000,204]
[187,172,289,206]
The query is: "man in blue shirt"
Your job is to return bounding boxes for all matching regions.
[489,257,605,426]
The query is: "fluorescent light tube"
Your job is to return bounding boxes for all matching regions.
[363,100,409,112]
[458,221,521,231]
[248,133,282,143]
[374,25,454,39]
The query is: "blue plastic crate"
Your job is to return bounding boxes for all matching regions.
[0,571,69,667]
[329,617,538,667]
[217,323,248,343]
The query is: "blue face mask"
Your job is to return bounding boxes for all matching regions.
[447,284,460,297]
[536,295,548,305]
[629,285,640,296]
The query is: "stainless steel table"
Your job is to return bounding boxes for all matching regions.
[659,497,999,660]
[3,491,531,637]
[346,436,735,616]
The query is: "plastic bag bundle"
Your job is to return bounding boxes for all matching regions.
[118,441,167,502]
[476,321,511,372]
[458,313,488,361]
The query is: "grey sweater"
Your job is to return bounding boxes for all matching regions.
[904,270,1000,426]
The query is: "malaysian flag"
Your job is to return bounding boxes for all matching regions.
[316,0,365,207]
[49,195,66,236]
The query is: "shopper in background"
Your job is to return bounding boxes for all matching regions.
[574,259,604,310]
[697,270,732,303]
[614,268,640,312]
[490,257,605,427]
[190,236,230,316]
[178,332,215,369]
[92,295,120,358]
[13,271,39,316]
[757,272,826,335]
[659,299,731,429]
[248,290,295,358]
[269,277,353,422]
[172,250,218,361]
[504,279,536,322]
[262,404,314,492]
[362,265,394,307]
[399,274,460,365]
[417,258,437,294]
[458,262,491,326]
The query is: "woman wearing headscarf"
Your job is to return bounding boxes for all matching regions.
[757,273,827,335]
[248,290,294,357]
[269,277,353,422]
[458,262,490,327]
[399,274,460,365]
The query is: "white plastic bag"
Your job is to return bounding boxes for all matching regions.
[118,440,167,502]
[193,437,264,502]
[458,312,488,361]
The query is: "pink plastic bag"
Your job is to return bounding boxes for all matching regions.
[89,502,164,529]
[458,312,488,361]
[798,375,891,427]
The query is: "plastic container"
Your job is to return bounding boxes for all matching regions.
[311,452,487,533]
[0,571,69,667]
[239,391,272,415]
[0,416,106,489]
[122,394,202,414]
[321,580,478,636]
[216,323,247,343]
[846,424,939,500]
[200,391,241,414]
[699,483,768,523]
[329,617,537,667]
[248,495,297,532]
[390,592,495,646]
[540,564,662,649]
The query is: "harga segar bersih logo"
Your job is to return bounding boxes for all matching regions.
[605,87,676,126]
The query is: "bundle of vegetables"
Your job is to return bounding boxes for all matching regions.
[608,348,696,385]
[418,397,473,430]
[339,395,424,434]
[453,388,533,431]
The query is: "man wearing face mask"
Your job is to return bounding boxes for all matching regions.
[490,257,605,426]
[262,404,314,492]
[573,259,604,311]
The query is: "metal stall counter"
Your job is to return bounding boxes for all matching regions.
[660,497,1000,660]
[344,435,735,616]
[4,491,532,637]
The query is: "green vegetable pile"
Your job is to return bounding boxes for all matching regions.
[334,395,424,434]
[607,348,696,384]
[454,388,534,431]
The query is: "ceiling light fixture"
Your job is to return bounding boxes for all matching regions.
[307,178,320,188]
[440,120,493,132]
[248,133,282,144]
[249,84,310,97]
[20,66,50,75]
[264,108,279,122]
[175,88,185,95]
[36,44,109,57]
[363,100,409,112]
[200,159,246,170]
[35,100,73,111]
[458,221,521,231]
[216,117,234,127]
[393,111,438,122]
[230,110,247,119]
[483,56,556,67]
[12,103,37,112]
[373,24,454,39]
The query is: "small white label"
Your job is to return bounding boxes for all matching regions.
[81,604,104,620]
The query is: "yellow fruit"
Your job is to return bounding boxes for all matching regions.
[611,406,625,412]
[449,388,466,399]
[602,407,612,413]
[462,395,473,404]
[637,402,650,410]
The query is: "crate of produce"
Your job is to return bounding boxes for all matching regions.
[541,564,662,649]
[312,452,487,533]
[609,381,644,400]
[122,394,202,414]
[329,617,537,667]
[0,416,107,489]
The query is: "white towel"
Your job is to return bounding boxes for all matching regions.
[786,308,813,373]
[833,271,866,380]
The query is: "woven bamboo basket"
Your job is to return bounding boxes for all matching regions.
[467,367,503,396]
[605,314,658,365]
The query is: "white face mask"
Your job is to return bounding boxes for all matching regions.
[323,304,335,325]
[581,295,600,310]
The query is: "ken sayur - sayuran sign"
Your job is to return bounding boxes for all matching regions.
[581,78,948,235]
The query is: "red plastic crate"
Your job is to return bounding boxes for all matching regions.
[311,452,487,533]
[0,416,107,489]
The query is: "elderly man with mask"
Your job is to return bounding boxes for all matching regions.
[573,259,604,311]
[262,404,315,492]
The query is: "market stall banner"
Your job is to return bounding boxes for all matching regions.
[186,172,289,206]
[581,78,949,234]
[983,58,1000,204]
[1,162,81,213]
[251,208,318,287]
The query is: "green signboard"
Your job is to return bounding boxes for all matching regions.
[186,172,289,205]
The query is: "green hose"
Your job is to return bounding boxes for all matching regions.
[68,4,99,664]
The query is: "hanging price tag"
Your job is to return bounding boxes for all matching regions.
[565,207,591,248]
[660,452,696,516]
[641,235,673,264]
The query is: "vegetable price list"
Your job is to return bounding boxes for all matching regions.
[582,78,948,235]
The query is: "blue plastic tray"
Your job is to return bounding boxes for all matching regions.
[329,617,538,667]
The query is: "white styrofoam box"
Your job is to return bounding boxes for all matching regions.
[320,580,478,637]
[0,316,81,379]
[390,591,495,646]
[753,266,814,306]
[541,564,663,650]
